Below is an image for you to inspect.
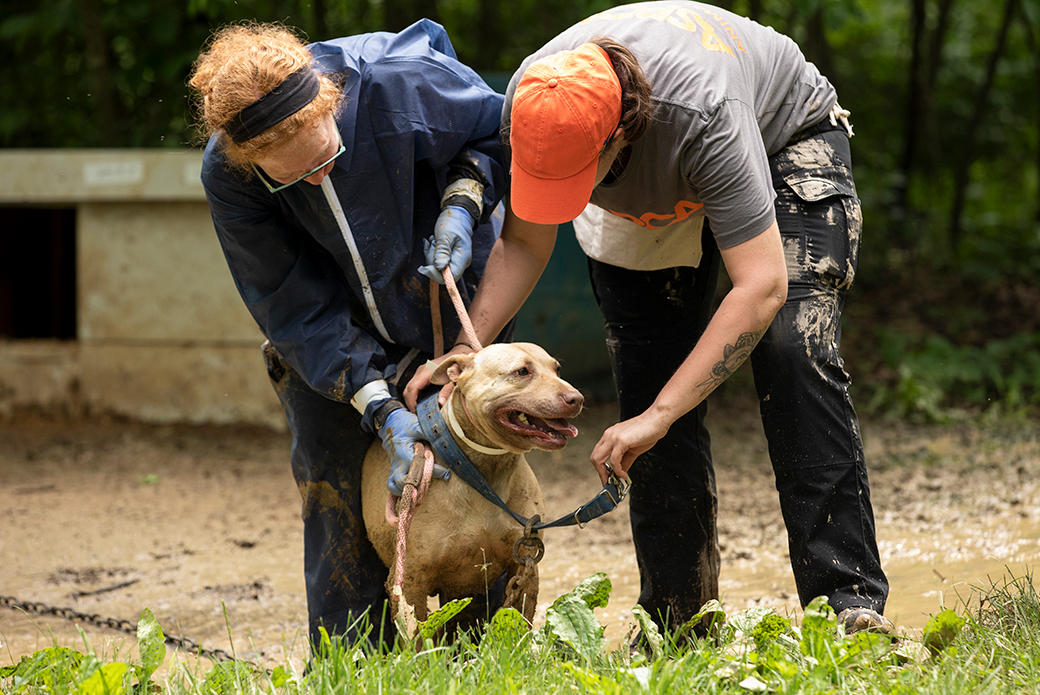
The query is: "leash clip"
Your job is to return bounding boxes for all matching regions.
[605,463,631,501]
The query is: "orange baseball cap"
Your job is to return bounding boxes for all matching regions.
[509,44,622,224]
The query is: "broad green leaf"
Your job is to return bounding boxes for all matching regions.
[78,663,128,695]
[728,606,773,635]
[136,608,166,682]
[681,599,727,639]
[800,596,837,663]
[630,605,665,662]
[418,597,473,640]
[270,665,294,688]
[802,596,836,632]
[568,572,612,610]
[544,593,606,660]
[482,606,530,653]
[923,608,966,655]
[548,572,612,614]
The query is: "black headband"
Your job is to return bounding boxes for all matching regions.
[225,66,321,144]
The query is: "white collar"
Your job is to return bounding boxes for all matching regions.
[444,393,510,456]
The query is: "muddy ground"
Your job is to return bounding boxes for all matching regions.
[2,388,1039,672]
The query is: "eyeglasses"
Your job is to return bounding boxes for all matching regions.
[251,132,345,193]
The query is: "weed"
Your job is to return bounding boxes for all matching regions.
[7,569,1040,693]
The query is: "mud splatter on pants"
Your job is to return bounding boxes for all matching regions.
[589,124,888,634]
[262,343,396,653]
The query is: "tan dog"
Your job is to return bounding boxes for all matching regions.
[361,342,584,628]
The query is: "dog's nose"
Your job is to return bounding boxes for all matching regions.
[560,389,584,409]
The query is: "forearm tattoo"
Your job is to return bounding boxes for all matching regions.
[698,330,763,394]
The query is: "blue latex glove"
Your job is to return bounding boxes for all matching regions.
[378,408,451,496]
[418,205,474,284]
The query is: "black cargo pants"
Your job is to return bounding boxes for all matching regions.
[262,342,396,653]
[588,124,888,634]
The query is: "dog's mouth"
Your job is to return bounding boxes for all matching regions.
[495,410,579,450]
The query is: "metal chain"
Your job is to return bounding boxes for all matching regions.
[503,515,545,612]
[1,594,239,664]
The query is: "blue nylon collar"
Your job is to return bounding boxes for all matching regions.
[416,394,630,530]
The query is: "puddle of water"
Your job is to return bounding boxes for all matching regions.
[879,521,1040,631]
[883,557,1037,628]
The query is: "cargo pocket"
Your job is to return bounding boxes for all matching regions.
[784,173,852,202]
[779,170,862,293]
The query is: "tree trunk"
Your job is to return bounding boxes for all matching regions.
[925,0,955,89]
[895,0,927,224]
[804,8,835,86]
[77,0,119,147]
[920,0,955,173]
[949,0,1018,252]
[1023,6,1040,225]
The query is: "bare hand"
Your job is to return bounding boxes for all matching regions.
[589,409,672,486]
[402,344,470,411]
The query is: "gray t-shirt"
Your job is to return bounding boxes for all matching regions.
[503,1,837,249]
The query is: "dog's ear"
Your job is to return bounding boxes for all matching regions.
[430,353,474,386]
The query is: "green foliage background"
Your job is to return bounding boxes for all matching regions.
[2,0,1038,419]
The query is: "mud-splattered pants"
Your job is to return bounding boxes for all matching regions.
[589,124,889,633]
[262,343,396,653]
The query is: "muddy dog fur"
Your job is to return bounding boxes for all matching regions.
[361,342,584,631]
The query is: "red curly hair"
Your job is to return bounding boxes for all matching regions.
[189,22,342,170]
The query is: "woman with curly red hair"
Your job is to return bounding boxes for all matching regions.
[191,19,509,652]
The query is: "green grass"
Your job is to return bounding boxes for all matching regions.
[4,570,1040,694]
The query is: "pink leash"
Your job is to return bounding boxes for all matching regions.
[385,442,435,597]
[385,267,481,599]
[440,267,483,352]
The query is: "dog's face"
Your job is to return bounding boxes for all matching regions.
[432,342,584,453]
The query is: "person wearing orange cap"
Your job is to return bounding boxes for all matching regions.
[406,1,892,640]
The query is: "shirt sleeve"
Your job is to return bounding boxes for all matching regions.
[364,21,507,218]
[201,149,388,406]
[681,98,776,249]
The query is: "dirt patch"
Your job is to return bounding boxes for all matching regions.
[2,392,1039,671]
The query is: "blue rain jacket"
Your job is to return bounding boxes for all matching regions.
[201,20,507,424]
